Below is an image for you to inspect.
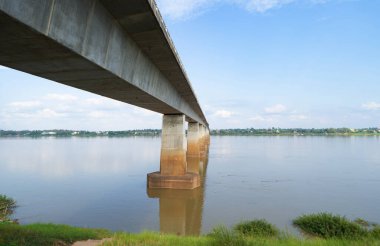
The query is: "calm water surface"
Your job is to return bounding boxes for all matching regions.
[0,136,379,235]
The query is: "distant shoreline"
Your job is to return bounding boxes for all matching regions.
[1,128,379,137]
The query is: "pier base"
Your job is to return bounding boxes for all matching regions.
[148,114,200,189]
[147,172,200,189]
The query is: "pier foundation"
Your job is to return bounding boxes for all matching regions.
[148,114,200,189]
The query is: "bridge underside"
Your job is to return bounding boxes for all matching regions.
[0,0,207,126]
[0,14,180,114]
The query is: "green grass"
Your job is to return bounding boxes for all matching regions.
[209,226,248,246]
[0,223,111,246]
[354,218,371,227]
[103,231,380,246]
[371,227,380,239]
[103,231,212,246]
[234,219,279,237]
[1,222,380,246]
[293,213,373,239]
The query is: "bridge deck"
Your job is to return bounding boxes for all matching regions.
[0,0,208,126]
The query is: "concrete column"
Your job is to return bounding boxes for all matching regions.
[160,114,187,175]
[148,115,200,189]
[187,122,201,174]
[187,122,200,157]
[199,125,206,157]
[206,128,211,144]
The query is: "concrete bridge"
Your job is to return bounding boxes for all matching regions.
[0,0,210,189]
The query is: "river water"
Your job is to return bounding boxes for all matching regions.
[0,136,379,235]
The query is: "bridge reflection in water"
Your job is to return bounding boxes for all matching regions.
[147,146,209,236]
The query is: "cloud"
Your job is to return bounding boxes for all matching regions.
[362,102,380,110]
[87,110,108,118]
[213,109,234,118]
[37,108,63,118]
[45,93,78,102]
[9,100,41,108]
[250,115,270,122]
[0,65,9,70]
[1,92,162,130]
[156,0,329,20]
[289,114,308,121]
[264,104,287,113]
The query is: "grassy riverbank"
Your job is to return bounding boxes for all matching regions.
[0,223,110,246]
[1,195,379,245]
[1,214,380,246]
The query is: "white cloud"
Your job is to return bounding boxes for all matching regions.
[214,109,234,118]
[249,115,266,122]
[84,98,105,105]
[88,110,108,118]
[45,93,78,102]
[264,104,287,113]
[9,100,41,108]
[249,114,275,123]
[37,108,63,118]
[1,92,162,130]
[0,65,9,70]
[289,114,308,121]
[362,102,380,110]
[156,0,329,20]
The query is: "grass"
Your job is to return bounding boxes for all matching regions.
[354,218,370,227]
[371,227,380,239]
[103,231,212,246]
[293,213,378,239]
[1,220,380,246]
[103,231,380,246]
[234,219,279,237]
[209,226,248,246]
[0,223,111,246]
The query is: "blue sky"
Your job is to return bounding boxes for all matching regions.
[1,0,379,130]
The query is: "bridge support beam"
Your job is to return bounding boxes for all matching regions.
[148,114,200,189]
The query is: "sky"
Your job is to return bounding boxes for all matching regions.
[0,0,379,130]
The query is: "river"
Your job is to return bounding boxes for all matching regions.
[0,136,379,235]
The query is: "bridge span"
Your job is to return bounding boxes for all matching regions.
[0,0,210,189]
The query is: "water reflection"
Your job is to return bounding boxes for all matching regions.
[147,146,209,236]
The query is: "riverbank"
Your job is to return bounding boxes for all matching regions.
[1,214,379,246]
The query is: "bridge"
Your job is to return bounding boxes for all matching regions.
[0,0,210,189]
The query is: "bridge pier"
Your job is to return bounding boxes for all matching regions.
[147,114,200,189]
[199,125,207,158]
[187,122,201,175]
[206,128,211,145]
